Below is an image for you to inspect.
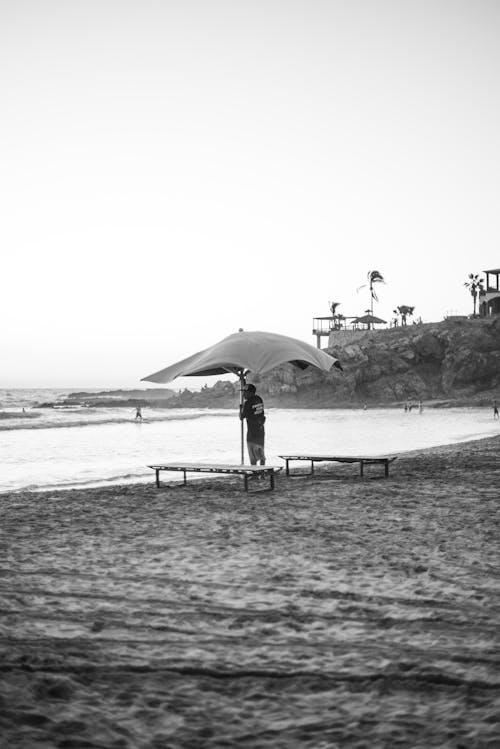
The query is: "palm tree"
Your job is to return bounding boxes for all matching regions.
[328,302,343,331]
[335,313,346,330]
[357,270,385,317]
[464,273,484,317]
[396,305,415,326]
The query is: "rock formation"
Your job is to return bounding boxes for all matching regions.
[167,317,500,408]
[54,318,500,409]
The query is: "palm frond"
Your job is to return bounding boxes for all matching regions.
[368,270,385,284]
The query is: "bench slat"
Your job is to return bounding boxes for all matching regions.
[149,463,281,492]
[149,463,280,473]
[279,454,397,478]
[279,455,397,462]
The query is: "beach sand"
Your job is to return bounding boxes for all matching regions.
[1,437,499,748]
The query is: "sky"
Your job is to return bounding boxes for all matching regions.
[1,0,499,388]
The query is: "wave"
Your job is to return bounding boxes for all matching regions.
[0,387,87,409]
[21,469,152,494]
[0,409,233,432]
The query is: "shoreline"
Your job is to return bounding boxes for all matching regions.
[23,396,500,410]
[1,435,499,746]
[2,431,500,497]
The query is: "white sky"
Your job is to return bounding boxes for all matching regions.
[1,0,499,388]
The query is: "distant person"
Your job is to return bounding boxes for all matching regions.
[404,402,409,413]
[419,400,423,414]
[240,383,266,465]
[494,401,499,420]
[135,405,142,420]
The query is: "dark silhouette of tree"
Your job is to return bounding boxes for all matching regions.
[394,305,415,326]
[334,313,345,330]
[357,271,385,318]
[328,302,344,331]
[464,273,484,317]
[329,301,341,315]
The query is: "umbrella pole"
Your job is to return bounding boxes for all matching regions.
[239,371,246,465]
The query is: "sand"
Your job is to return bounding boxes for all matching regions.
[1,437,499,748]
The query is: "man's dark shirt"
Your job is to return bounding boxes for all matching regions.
[241,394,265,445]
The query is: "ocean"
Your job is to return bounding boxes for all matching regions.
[1,388,499,493]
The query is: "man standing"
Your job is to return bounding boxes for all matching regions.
[240,383,266,465]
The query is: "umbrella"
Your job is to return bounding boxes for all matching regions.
[142,330,342,463]
[352,314,387,326]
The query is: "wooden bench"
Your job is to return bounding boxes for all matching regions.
[148,463,282,492]
[279,454,397,478]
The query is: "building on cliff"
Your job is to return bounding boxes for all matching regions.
[479,268,500,317]
[313,315,341,348]
[313,309,390,348]
[312,314,370,348]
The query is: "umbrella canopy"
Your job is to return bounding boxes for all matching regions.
[142,330,342,383]
[352,314,387,325]
[142,330,342,464]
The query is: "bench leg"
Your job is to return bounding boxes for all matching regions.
[285,459,290,476]
[270,471,275,490]
[155,468,160,488]
[360,461,364,478]
[287,460,315,478]
[385,461,389,477]
[183,470,187,486]
[244,474,249,492]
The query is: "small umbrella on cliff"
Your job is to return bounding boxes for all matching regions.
[142,329,342,463]
[353,314,387,329]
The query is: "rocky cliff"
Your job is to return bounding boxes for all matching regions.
[165,317,500,408]
[329,316,500,405]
